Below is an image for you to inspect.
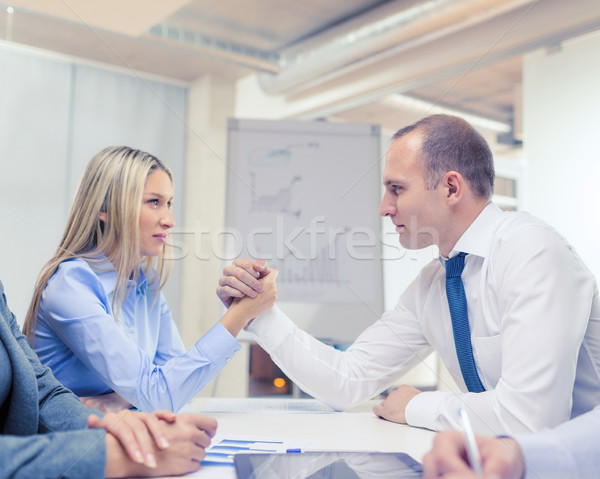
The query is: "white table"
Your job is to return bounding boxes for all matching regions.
[158,397,436,478]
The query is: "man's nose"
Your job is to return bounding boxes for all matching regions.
[379,193,394,217]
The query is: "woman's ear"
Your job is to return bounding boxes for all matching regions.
[98,212,107,223]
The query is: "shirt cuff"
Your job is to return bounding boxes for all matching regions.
[514,431,572,479]
[245,306,296,349]
[405,390,450,431]
[189,321,241,365]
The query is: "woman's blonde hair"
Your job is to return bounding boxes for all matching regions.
[24,146,173,339]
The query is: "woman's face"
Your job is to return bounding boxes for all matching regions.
[139,169,174,257]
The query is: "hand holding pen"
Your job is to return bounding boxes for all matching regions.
[421,412,526,479]
[459,408,483,476]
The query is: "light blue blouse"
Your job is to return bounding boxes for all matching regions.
[33,257,240,412]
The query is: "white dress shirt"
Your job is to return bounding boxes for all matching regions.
[515,405,600,478]
[247,203,600,435]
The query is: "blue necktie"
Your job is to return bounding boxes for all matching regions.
[445,252,485,393]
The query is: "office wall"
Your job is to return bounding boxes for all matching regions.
[0,44,71,321]
[0,42,187,325]
[178,75,251,398]
[523,30,600,280]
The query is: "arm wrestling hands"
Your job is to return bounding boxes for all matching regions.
[422,431,525,479]
[217,258,271,308]
[218,258,277,337]
[219,259,277,336]
[218,260,423,423]
[89,410,217,477]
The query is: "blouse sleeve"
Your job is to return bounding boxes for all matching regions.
[153,293,186,365]
[40,262,240,412]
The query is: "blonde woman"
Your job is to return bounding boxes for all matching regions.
[24,146,276,413]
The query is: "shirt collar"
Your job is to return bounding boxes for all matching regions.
[445,202,504,260]
[89,255,147,296]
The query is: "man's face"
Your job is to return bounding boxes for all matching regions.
[379,133,448,251]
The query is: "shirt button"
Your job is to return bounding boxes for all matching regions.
[128,327,134,333]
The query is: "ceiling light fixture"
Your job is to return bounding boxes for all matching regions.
[6,5,14,42]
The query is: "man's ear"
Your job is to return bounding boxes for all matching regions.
[98,212,107,223]
[443,171,464,205]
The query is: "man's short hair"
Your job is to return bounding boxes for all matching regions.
[392,114,495,198]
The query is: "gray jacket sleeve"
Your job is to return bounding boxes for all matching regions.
[8,302,98,432]
[0,281,106,478]
[0,429,107,479]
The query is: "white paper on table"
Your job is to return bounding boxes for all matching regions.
[201,398,336,414]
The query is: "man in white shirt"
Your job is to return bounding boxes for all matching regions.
[217,114,600,435]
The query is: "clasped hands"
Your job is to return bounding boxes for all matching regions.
[88,409,217,476]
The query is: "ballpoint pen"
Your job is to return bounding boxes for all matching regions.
[458,408,483,477]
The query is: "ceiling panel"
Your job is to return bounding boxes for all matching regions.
[0,7,255,81]
[1,0,599,134]
[409,57,523,123]
[6,0,191,36]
